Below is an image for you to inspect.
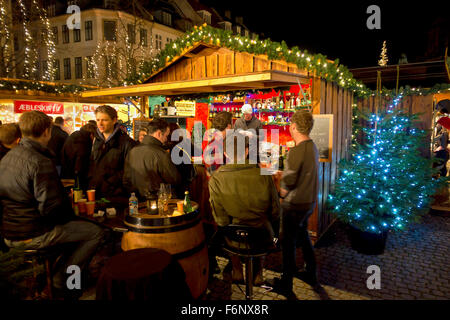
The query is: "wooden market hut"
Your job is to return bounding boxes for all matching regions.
[81,41,354,243]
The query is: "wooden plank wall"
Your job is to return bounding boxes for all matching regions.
[309,78,354,241]
[355,95,434,158]
[148,48,308,83]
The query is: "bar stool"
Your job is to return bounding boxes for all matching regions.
[23,247,65,300]
[221,224,277,300]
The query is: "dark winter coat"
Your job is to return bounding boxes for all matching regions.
[0,138,74,240]
[0,143,11,162]
[61,128,93,190]
[88,125,137,198]
[123,135,181,199]
[47,125,69,166]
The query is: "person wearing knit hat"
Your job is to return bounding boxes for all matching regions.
[234,104,263,139]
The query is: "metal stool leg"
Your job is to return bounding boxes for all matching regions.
[44,258,53,300]
[245,257,253,300]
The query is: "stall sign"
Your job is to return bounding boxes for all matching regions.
[175,100,196,117]
[14,100,64,114]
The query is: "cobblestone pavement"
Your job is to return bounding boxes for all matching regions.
[81,211,449,300]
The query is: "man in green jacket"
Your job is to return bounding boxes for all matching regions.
[208,134,280,285]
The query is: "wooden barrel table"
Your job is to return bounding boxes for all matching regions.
[121,200,208,299]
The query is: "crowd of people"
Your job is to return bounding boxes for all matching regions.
[0,104,320,300]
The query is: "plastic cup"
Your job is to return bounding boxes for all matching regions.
[87,190,96,201]
[177,201,184,213]
[78,199,87,214]
[86,201,96,216]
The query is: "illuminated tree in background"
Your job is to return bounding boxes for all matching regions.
[86,1,157,87]
[329,96,446,234]
[378,40,388,66]
[0,0,56,80]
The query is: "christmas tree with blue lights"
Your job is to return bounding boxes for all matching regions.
[329,96,446,234]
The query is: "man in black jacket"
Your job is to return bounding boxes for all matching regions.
[0,111,104,297]
[61,122,97,190]
[123,118,180,199]
[47,116,69,175]
[88,105,137,198]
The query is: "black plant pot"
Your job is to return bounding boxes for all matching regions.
[347,225,388,255]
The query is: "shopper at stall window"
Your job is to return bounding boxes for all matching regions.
[204,111,233,177]
[88,105,137,198]
[138,127,148,143]
[61,122,97,190]
[270,110,319,298]
[123,118,180,199]
[234,104,263,138]
[0,111,104,299]
[208,134,280,285]
[0,123,21,162]
[434,125,449,177]
[47,116,69,176]
[164,122,196,199]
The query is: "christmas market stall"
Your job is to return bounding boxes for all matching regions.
[81,25,357,244]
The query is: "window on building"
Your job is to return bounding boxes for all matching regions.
[63,58,71,79]
[62,25,69,43]
[244,29,249,38]
[103,20,116,41]
[52,26,58,44]
[47,4,56,17]
[197,10,211,25]
[85,56,94,78]
[75,57,82,79]
[103,0,117,9]
[155,34,162,50]
[234,25,241,35]
[127,24,135,44]
[218,21,232,31]
[162,12,172,26]
[73,28,81,42]
[14,34,19,51]
[140,28,147,47]
[42,60,48,78]
[53,59,60,80]
[85,21,93,41]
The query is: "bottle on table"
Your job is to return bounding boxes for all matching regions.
[73,174,83,203]
[129,192,138,216]
[183,191,193,213]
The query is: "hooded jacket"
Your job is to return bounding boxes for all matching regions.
[0,137,74,240]
[88,124,137,198]
[123,135,181,199]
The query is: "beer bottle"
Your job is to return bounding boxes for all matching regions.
[73,173,82,203]
[183,191,193,213]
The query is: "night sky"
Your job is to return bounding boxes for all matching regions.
[201,0,449,69]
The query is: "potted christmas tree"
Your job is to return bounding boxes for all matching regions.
[328,99,447,255]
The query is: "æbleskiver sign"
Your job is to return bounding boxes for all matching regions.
[14,100,64,114]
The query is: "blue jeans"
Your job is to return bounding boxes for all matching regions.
[280,201,316,287]
[5,220,105,289]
